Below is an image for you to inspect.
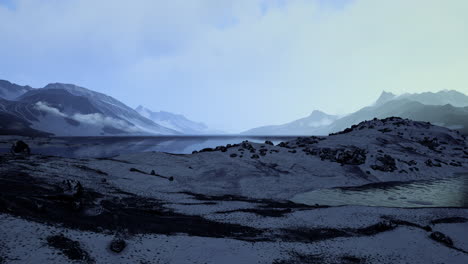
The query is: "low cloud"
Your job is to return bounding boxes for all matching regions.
[34,101,140,133]
[34,101,66,117]
[72,113,140,133]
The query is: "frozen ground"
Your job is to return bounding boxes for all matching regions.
[1,117,467,263]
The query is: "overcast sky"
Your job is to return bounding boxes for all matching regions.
[1,0,467,132]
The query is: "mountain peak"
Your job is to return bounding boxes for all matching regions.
[375,91,396,105]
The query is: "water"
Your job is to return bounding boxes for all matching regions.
[0,136,296,158]
[291,174,468,208]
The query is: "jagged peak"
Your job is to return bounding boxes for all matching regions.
[375,91,396,105]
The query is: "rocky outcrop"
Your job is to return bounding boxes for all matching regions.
[371,155,397,172]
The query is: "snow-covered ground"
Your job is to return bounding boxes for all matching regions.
[1,118,467,263]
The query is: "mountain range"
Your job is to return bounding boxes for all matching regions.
[242,110,339,135]
[0,80,214,136]
[2,78,468,136]
[135,106,222,135]
[244,90,468,135]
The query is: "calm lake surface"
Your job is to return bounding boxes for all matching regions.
[292,173,468,208]
[0,136,296,158]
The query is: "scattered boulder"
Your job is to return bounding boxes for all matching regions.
[251,154,260,159]
[419,137,440,151]
[264,140,274,146]
[109,237,127,253]
[214,146,228,152]
[230,153,238,158]
[59,180,83,198]
[371,155,397,172]
[277,142,290,148]
[317,147,367,165]
[259,148,268,156]
[10,140,31,155]
[425,159,442,167]
[200,147,214,152]
[429,232,453,247]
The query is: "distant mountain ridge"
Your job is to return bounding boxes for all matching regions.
[242,110,339,135]
[136,105,221,135]
[243,90,468,136]
[0,80,179,136]
[374,90,468,107]
[0,80,33,100]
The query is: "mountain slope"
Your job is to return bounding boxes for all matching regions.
[0,80,33,100]
[0,81,180,136]
[242,110,339,135]
[328,99,468,135]
[135,105,221,134]
[375,90,468,107]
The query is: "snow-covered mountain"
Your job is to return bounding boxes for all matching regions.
[0,80,32,100]
[0,80,180,136]
[328,91,468,135]
[243,90,468,136]
[242,110,339,135]
[135,105,222,135]
[374,90,468,107]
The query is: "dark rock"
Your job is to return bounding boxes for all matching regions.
[200,148,214,152]
[425,159,442,167]
[419,137,440,151]
[264,140,274,145]
[47,234,93,262]
[430,232,453,247]
[371,155,397,172]
[259,148,268,156]
[10,140,31,155]
[109,237,126,253]
[59,180,83,198]
[230,153,238,158]
[251,154,260,159]
[214,146,227,152]
[318,147,367,165]
[168,176,174,181]
[277,142,290,148]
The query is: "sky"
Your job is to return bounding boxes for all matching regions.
[1,0,468,132]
